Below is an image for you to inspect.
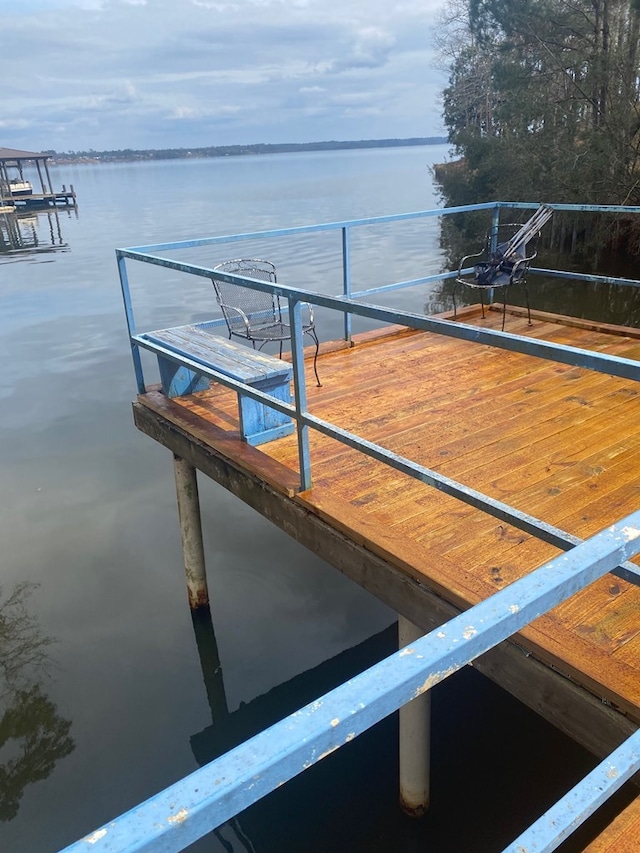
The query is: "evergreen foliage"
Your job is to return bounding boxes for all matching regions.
[438,0,640,209]
[45,137,447,163]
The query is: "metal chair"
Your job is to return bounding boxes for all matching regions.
[453,205,553,330]
[212,258,321,386]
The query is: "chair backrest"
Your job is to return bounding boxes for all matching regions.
[212,259,278,335]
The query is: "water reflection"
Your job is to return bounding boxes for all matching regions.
[186,611,638,853]
[0,209,71,259]
[0,582,74,820]
[188,604,399,852]
[190,606,228,722]
[189,618,395,761]
[189,608,259,852]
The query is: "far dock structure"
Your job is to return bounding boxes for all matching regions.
[65,201,640,852]
[0,147,76,209]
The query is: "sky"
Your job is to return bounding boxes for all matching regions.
[0,0,449,153]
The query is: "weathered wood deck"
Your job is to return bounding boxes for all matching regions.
[133,304,640,777]
[584,793,640,851]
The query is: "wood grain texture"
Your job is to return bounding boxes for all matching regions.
[582,795,640,852]
[144,325,292,380]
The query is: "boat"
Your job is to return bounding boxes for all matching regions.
[7,178,33,196]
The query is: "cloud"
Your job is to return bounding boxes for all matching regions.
[168,104,241,120]
[0,119,31,130]
[0,0,448,151]
[329,26,396,72]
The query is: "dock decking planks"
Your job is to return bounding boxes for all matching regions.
[137,304,640,730]
[583,795,640,852]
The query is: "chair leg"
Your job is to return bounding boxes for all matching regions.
[524,280,532,326]
[452,282,458,319]
[480,289,486,319]
[253,334,321,387]
[501,287,507,331]
[308,330,322,387]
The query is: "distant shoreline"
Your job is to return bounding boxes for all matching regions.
[46,137,448,165]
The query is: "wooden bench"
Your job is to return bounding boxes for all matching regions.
[139,324,295,446]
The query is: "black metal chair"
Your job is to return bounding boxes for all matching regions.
[212,258,321,386]
[453,205,553,330]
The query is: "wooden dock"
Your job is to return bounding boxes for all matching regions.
[133,303,640,846]
[584,793,640,851]
[14,189,77,208]
[0,147,77,209]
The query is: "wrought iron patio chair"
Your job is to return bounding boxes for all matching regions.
[453,205,553,331]
[212,258,321,386]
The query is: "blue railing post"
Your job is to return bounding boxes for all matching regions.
[486,205,502,306]
[117,252,146,394]
[289,298,312,491]
[490,204,500,254]
[342,226,352,343]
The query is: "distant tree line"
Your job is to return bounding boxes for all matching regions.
[44,137,446,163]
[435,0,640,256]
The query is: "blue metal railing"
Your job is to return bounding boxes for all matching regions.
[99,201,640,852]
[117,200,640,394]
[119,203,640,570]
[117,198,640,585]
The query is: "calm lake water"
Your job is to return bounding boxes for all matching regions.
[0,145,634,853]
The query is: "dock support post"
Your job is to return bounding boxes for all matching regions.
[173,454,209,609]
[398,616,430,817]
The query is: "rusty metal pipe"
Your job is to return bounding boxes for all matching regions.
[173,454,209,609]
[398,615,431,817]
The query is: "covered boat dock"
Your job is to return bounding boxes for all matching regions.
[0,146,76,209]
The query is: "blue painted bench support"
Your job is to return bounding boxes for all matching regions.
[141,324,295,446]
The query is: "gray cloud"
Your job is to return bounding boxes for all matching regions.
[0,0,447,151]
